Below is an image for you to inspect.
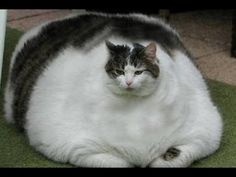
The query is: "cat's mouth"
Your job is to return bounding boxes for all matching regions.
[126,87,134,91]
[118,85,136,92]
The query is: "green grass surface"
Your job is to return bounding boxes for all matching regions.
[0,28,236,167]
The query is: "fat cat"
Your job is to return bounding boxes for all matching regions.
[4,12,222,167]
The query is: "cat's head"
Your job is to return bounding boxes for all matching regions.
[105,41,160,96]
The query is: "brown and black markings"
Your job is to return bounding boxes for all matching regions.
[105,41,159,79]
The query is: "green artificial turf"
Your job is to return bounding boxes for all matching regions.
[1,28,236,167]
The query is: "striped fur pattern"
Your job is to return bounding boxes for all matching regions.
[7,13,186,130]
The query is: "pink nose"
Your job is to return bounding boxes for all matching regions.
[126,80,133,86]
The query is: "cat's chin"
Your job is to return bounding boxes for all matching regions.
[105,80,159,97]
[108,86,155,97]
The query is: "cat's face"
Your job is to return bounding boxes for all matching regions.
[105,41,160,96]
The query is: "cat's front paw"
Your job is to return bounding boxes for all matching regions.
[162,147,180,161]
[148,147,183,167]
[72,153,133,167]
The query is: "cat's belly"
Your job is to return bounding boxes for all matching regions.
[28,90,174,166]
[74,109,165,165]
[65,98,176,163]
[94,108,165,143]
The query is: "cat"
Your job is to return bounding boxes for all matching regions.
[4,12,223,167]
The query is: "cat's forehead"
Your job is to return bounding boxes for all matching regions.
[109,42,145,58]
[124,64,145,71]
[114,43,144,53]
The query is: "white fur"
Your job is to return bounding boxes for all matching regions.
[4,14,222,167]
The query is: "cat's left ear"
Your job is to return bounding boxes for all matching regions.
[105,40,116,55]
[144,42,157,62]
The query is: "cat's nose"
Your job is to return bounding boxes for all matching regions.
[126,80,133,86]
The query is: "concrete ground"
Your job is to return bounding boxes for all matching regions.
[6,9,236,86]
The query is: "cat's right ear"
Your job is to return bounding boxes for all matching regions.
[105,40,116,55]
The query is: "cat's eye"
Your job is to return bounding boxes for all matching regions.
[134,70,144,75]
[115,70,125,75]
